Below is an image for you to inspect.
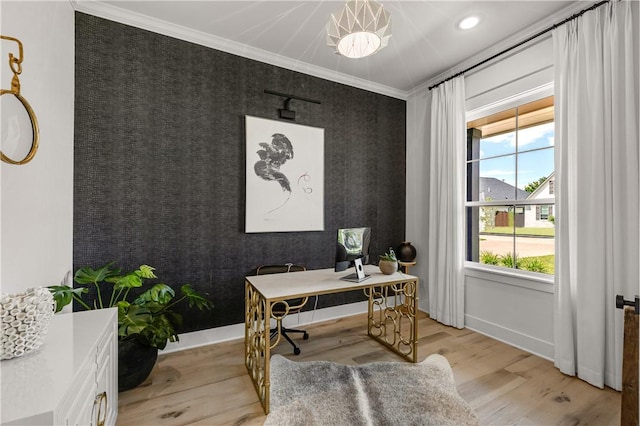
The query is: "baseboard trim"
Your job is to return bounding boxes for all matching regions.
[464,314,554,361]
[161,300,370,354]
[162,307,554,360]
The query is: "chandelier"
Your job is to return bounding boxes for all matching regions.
[326,0,392,59]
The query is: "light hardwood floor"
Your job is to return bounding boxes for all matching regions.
[117,312,621,425]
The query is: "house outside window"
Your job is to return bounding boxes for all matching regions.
[466,96,555,275]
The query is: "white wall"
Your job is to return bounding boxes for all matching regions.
[406,35,557,360]
[405,87,432,312]
[463,37,563,360]
[465,37,554,112]
[0,1,75,294]
[465,268,554,359]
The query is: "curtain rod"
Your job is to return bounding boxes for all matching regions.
[428,0,610,91]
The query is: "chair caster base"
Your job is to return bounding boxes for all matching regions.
[293,347,301,355]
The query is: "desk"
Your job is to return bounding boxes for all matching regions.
[244,265,419,414]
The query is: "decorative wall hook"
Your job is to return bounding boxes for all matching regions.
[1,35,40,165]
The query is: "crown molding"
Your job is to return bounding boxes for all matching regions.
[73,1,408,100]
[408,0,601,97]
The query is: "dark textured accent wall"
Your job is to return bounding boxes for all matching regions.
[74,12,406,333]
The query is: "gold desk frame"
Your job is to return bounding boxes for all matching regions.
[1,35,40,165]
[244,268,418,414]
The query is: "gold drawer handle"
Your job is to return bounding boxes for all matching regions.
[94,391,107,426]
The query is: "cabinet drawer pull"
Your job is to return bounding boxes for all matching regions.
[93,391,107,426]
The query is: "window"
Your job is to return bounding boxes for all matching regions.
[536,205,553,221]
[466,96,555,275]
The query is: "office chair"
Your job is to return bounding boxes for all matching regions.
[256,263,309,355]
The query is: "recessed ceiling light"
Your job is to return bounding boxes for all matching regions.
[458,16,480,30]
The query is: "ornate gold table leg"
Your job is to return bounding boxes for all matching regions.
[367,278,418,363]
[245,280,272,413]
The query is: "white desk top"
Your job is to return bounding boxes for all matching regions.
[246,265,418,300]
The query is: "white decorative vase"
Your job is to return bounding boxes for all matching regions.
[0,287,55,360]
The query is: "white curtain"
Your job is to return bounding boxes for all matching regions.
[553,0,639,390]
[427,76,466,328]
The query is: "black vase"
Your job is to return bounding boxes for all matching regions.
[118,338,159,392]
[396,242,417,262]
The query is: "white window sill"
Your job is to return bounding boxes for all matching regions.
[464,262,554,294]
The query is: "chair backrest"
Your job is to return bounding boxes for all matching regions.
[257,264,306,275]
[256,264,308,313]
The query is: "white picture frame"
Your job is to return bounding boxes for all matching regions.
[245,116,324,233]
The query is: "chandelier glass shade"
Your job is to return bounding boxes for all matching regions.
[326,0,392,59]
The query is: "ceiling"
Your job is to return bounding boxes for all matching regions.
[88,1,583,96]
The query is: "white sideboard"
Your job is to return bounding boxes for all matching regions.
[0,308,118,425]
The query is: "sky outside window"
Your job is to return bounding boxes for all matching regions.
[479,121,554,189]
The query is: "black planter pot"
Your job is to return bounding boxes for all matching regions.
[396,241,417,262]
[118,338,159,392]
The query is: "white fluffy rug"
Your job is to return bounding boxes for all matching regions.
[264,354,480,426]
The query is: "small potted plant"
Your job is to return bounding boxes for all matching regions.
[378,248,398,275]
[48,262,214,391]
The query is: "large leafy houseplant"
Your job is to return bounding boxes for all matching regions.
[48,263,214,350]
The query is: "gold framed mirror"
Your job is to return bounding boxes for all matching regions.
[1,35,40,165]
